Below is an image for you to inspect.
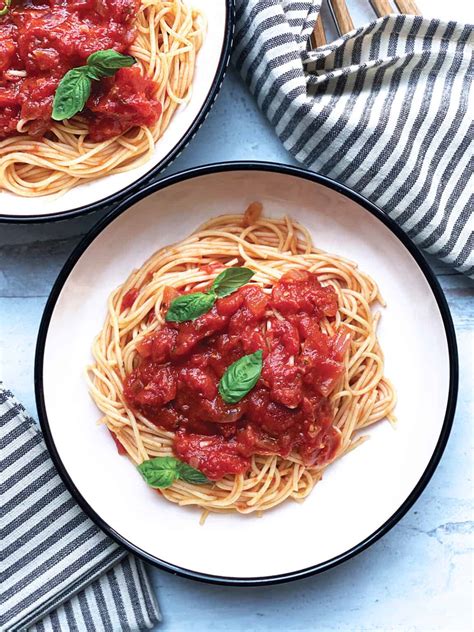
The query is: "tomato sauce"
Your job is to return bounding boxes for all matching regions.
[121,287,139,312]
[109,429,127,455]
[124,271,350,480]
[0,0,161,140]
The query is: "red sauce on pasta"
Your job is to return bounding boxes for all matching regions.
[0,0,161,141]
[109,429,127,455]
[123,271,350,480]
[121,287,139,312]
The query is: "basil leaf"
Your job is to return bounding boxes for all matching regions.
[86,50,136,79]
[219,350,263,404]
[52,68,91,121]
[0,0,11,16]
[137,456,179,488]
[52,49,136,121]
[165,291,216,323]
[164,267,255,322]
[212,267,255,298]
[137,456,209,488]
[177,462,210,484]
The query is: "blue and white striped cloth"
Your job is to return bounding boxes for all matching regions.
[0,386,161,632]
[233,1,473,276]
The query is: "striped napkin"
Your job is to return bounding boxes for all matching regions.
[0,386,161,632]
[233,1,474,276]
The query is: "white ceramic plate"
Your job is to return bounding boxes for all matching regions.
[35,163,458,584]
[1,1,233,222]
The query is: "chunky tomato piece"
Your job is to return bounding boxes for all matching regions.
[216,291,244,316]
[300,329,350,396]
[246,387,299,434]
[0,31,16,72]
[271,270,338,318]
[179,367,217,400]
[128,366,176,408]
[236,424,282,457]
[87,68,161,142]
[155,328,178,362]
[240,325,266,355]
[241,285,268,318]
[267,317,300,355]
[174,433,250,480]
[121,287,139,312]
[173,311,229,357]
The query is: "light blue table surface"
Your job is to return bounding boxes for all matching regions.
[1,67,473,632]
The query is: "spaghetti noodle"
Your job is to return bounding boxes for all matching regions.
[0,0,204,197]
[87,205,396,519]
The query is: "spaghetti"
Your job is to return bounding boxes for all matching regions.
[87,205,396,519]
[0,0,204,197]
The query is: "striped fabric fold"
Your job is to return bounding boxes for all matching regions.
[233,1,474,276]
[0,386,161,632]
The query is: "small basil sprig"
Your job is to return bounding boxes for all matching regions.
[212,267,255,298]
[219,350,263,404]
[165,267,254,323]
[52,69,91,122]
[86,50,136,79]
[165,291,216,323]
[0,0,12,16]
[52,49,136,121]
[137,456,209,489]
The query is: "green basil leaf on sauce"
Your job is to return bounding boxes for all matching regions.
[52,49,136,121]
[137,456,179,488]
[137,456,209,488]
[52,68,91,121]
[165,267,255,322]
[212,267,255,298]
[177,462,210,484]
[0,0,12,16]
[219,350,263,404]
[165,291,216,323]
[86,49,136,79]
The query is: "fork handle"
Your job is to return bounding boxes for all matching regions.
[328,0,354,35]
[370,0,395,17]
[311,14,327,48]
[394,0,421,14]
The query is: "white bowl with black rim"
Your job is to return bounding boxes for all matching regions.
[35,162,458,585]
[0,0,233,223]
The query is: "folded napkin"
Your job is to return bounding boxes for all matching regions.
[0,386,161,632]
[233,1,474,276]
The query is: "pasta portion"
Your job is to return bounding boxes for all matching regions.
[88,205,396,520]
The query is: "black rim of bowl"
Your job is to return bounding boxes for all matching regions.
[0,1,234,224]
[35,161,459,586]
